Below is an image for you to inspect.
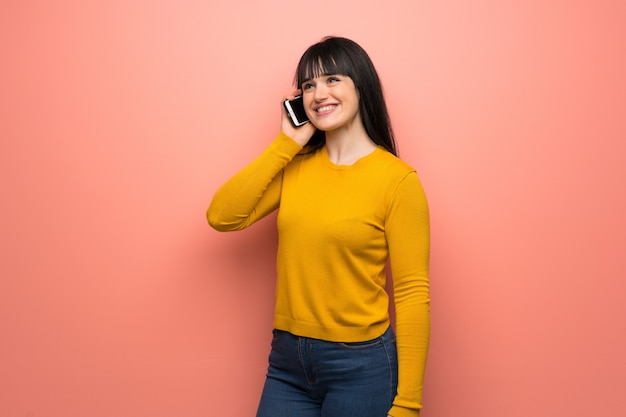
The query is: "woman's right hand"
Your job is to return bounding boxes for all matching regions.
[281,91,316,147]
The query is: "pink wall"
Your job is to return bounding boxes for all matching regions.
[2,1,625,416]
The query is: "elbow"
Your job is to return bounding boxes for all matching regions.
[206,206,227,231]
[207,211,227,232]
[206,207,244,232]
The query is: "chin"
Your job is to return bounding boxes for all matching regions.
[312,120,340,132]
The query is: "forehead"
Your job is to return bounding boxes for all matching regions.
[300,55,344,81]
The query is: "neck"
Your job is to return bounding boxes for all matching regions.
[324,120,376,166]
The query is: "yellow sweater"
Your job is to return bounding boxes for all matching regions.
[208,132,430,417]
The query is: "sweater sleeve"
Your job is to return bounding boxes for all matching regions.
[386,171,430,417]
[207,132,303,231]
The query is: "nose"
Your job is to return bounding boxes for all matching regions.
[313,84,328,101]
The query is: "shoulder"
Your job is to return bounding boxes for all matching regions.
[371,148,417,178]
[371,150,428,201]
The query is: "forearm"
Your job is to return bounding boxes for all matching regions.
[207,132,302,231]
[390,285,430,417]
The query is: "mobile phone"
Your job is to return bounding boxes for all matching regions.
[283,95,309,127]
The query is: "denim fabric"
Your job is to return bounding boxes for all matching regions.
[256,327,398,417]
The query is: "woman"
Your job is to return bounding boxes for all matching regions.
[207,36,430,417]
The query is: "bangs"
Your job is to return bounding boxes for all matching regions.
[296,43,353,86]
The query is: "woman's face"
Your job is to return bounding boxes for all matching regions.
[301,74,361,133]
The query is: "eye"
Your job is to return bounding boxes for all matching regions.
[302,82,314,90]
[328,76,340,83]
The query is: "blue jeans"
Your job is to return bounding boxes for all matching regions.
[256,327,398,417]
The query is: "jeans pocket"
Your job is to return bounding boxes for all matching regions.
[337,338,383,350]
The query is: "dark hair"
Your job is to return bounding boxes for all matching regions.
[294,36,397,156]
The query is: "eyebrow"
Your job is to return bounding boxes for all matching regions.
[301,73,341,84]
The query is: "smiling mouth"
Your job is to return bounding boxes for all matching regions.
[316,104,337,114]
